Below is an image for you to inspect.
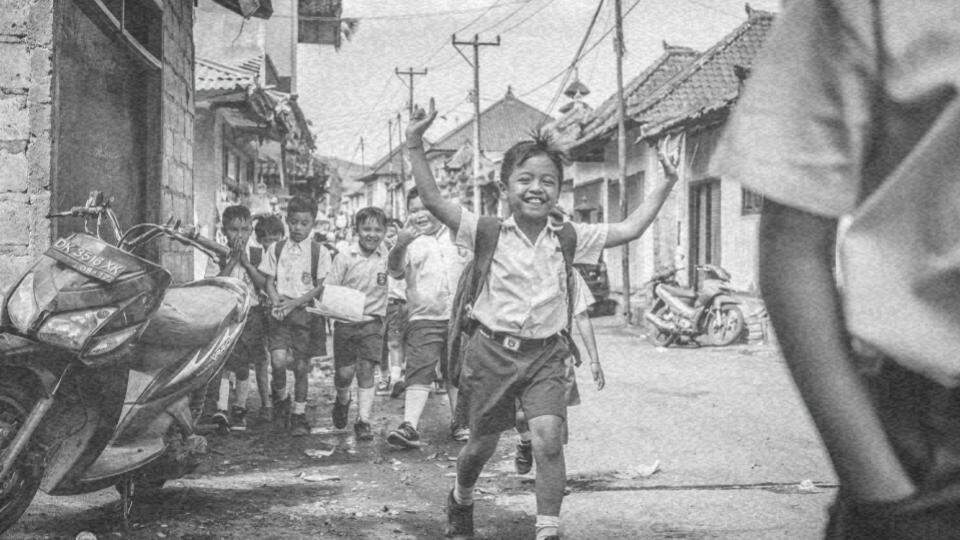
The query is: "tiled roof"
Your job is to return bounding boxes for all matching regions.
[634,9,775,138]
[571,44,699,149]
[196,56,260,92]
[430,87,554,153]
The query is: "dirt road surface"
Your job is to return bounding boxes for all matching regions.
[8,316,835,539]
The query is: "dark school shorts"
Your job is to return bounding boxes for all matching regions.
[334,318,384,370]
[267,306,325,362]
[403,319,447,387]
[460,329,569,437]
[226,306,267,372]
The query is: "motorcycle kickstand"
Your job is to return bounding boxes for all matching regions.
[119,475,136,531]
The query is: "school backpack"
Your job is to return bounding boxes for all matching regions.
[274,239,323,285]
[445,216,579,387]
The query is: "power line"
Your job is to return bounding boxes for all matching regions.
[498,0,558,35]
[292,1,527,21]
[422,0,504,66]
[474,0,535,35]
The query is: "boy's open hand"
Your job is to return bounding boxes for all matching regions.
[591,363,605,391]
[406,98,437,143]
[656,136,681,183]
[396,218,423,247]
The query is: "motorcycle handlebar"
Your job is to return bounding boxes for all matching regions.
[46,205,111,219]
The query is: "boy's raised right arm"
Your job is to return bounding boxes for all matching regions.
[406,98,462,233]
[604,139,679,248]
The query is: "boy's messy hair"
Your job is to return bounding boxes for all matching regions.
[287,195,318,218]
[254,214,284,240]
[354,206,388,230]
[406,187,420,205]
[222,205,251,224]
[500,128,567,185]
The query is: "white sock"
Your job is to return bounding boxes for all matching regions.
[390,365,402,381]
[357,387,374,422]
[292,401,307,415]
[285,370,295,399]
[453,479,473,505]
[235,377,251,409]
[217,377,230,411]
[535,515,560,540]
[403,386,431,428]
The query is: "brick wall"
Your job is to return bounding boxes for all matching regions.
[0,0,54,290]
[160,0,196,283]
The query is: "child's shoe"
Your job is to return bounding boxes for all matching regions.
[332,397,351,429]
[390,379,406,399]
[354,419,373,441]
[386,421,420,448]
[375,378,391,396]
[290,413,311,436]
[445,489,474,538]
[273,396,291,431]
[515,440,533,475]
[230,406,247,432]
[212,410,231,434]
[450,423,470,442]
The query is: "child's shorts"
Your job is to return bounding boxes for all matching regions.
[461,328,570,437]
[334,318,384,371]
[226,306,267,372]
[403,319,447,387]
[268,306,324,362]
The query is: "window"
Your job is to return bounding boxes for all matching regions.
[742,188,764,215]
[90,0,162,68]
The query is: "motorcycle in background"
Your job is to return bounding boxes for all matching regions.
[0,192,250,532]
[644,264,752,347]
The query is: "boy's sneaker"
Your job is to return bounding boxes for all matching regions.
[290,413,311,437]
[273,396,291,430]
[375,378,391,396]
[386,421,420,448]
[332,397,351,429]
[230,406,247,432]
[445,489,474,538]
[515,440,533,475]
[212,410,231,434]
[450,423,470,442]
[390,380,406,399]
[354,419,373,441]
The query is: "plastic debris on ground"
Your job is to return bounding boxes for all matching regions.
[614,459,661,480]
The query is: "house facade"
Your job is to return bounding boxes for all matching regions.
[566,7,775,319]
[0,0,265,287]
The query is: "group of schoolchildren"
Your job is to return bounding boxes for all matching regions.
[198,94,678,539]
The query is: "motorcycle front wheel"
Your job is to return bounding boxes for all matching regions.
[705,304,745,346]
[0,381,42,534]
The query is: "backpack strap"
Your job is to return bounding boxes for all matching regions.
[310,241,321,286]
[249,246,263,269]
[469,216,503,310]
[556,222,578,332]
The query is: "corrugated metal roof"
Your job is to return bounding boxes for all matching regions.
[196,56,261,92]
[430,87,554,153]
[635,10,775,138]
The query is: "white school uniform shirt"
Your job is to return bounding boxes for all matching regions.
[394,225,471,322]
[258,237,332,299]
[455,209,607,339]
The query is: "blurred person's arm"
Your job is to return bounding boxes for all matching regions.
[759,201,914,501]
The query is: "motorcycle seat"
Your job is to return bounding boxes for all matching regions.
[139,278,247,348]
[660,284,697,300]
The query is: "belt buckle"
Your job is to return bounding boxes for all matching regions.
[502,335,521,352]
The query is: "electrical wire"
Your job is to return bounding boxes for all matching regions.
[497,0,558,35]
[293,1,528,21]
[539,0,606,115]
[421,0,505,67]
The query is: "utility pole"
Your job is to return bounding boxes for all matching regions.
[359,137,365,169]
[396,112,407,217]
[614,0,632,323]
[387,118,393,211]
[453,33,500,215]
[395,67,428,116]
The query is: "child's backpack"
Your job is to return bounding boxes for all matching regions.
[445,217,579,387]
[274,239,324,286]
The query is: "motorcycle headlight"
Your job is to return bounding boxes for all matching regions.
[86,322,144,356]
[36,307,117,350]
[7,273,39,331]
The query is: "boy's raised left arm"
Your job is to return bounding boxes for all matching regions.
[604,140,679,248]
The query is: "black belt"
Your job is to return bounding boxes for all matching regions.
[475,323,559,353]
[388,298,406,306]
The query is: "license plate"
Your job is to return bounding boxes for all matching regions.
[46,237,127,282]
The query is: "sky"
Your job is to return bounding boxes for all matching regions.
[296,0,782,166]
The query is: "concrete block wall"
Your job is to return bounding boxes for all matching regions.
[0,0,54,291]
[160,0,196,283]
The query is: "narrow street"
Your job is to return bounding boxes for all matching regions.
[9,315,835,539]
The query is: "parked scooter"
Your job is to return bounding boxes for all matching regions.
[644,264,750,347]
[0,192,250,532]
